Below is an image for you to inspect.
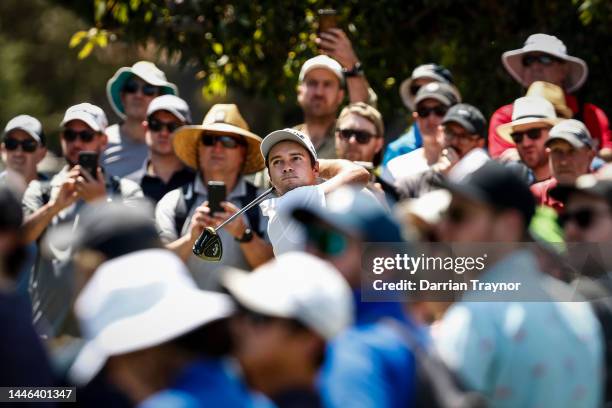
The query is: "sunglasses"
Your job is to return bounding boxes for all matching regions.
[62,129,97,143]
[557,208,610,230]
[4,137,38,152]
[201,134,246,149]
[122,79,160,96]
[417,106,448,118]
[522,54,563,67]
[510,128,546,144]
[148,117,182,133]
[337,128,376,144]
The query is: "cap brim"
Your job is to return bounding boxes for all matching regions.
[548,182,606,204]
[496,118,560,144]
[415,93,452,107]
[502,49,588,93]
[442,117,478,136]
[4,126,42,144]
[172,125,264,174]
[106,68,178,120]
[69,289,233,385]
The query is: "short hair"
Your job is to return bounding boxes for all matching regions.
[337,102,385,137]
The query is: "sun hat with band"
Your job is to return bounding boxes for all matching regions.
[106,61,178,120]
[69,249,235,385]
[502,34,588,93]
[399,63,458,111]
[172,104,264,174]
[496,96,561,144]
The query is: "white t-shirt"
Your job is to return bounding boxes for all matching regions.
[260,185,326,256]
[381,147,430,184]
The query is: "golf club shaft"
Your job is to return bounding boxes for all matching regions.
[214,186,275,232]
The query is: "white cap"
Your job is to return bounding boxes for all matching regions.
[222,252,353,340]
[4,115,44,144]
[69,249,234,385]
[299,55,344,85]
[261,128,318,164]
[60,103,108,132]
[146,94,192,124]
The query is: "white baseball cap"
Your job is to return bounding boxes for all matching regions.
[299,55,344,85]
[261,128,318,165]
[60,103,108,132]
[69,249,234,385]
[146,94,192,124]
[3,115,45,144]
[222,252,353,340]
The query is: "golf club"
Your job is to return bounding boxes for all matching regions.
[192,186,275,261]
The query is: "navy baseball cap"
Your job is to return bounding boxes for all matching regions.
[442,103,487,139]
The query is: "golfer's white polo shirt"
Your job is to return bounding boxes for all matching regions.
[260,184,326,256]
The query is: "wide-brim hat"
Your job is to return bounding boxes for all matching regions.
[106,61,178,120]
[497,96,561,144]
[172,104,265,175]
[526,81,573,119]
[502,34,588,93]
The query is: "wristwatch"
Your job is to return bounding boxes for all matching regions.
[343,61,364,78]
[235,228,254,243]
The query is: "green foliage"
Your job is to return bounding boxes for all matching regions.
[51,0,612,130]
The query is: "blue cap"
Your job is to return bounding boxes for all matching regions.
[292,186,403,242]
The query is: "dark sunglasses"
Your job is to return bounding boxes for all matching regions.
[62,129,97,143]
[417,106,448,118]
[337,128,376,144]
[201,134,246,149]
[557,208,610,230]
[4,137,38,152]
[148,117,181,133]
[122,79,160,96]
[522,54,563,67]
[510,128,546,144]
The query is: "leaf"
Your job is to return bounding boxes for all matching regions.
[130,0,141,11]
[78,41,94,59]
[95,32,108,48]
[69,31,87,48]
[212,42,223,55]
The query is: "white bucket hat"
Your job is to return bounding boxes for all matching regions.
[106,61,178,120]
[496,96,561,144]
[222,252,353,340]
[502,34,588,93]
[69,249,234,385]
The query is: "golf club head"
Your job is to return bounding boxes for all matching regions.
[192,226,223,261]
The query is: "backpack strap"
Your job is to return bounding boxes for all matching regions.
[174,181,198,237]
[240,181,263,237]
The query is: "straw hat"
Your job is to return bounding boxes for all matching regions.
[502,34,588,93]
[172,104,265,174]
[106,61,178,119]
[496,96,561,144]
[526,81,573,119]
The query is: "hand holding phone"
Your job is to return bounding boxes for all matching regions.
[317,9,337,34]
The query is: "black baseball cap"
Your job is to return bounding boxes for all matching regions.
[437,161,536,227]
[442,103,487,139]
[47,201,161,260]
[550,174,612,205]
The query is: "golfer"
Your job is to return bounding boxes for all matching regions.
[259,128,370,255]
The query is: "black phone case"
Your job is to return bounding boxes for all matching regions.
[207,182,226,215]
[78,152,99,178]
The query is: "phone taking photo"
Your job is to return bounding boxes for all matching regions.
[207,181,227,216]
[78,151,99,179]
[317,9,337,34]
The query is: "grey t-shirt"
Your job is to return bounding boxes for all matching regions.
[101,124,149,178]
[155,175,270,290]
[22,166,144,337]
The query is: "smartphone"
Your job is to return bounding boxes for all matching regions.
[78,151,99,179]
[207,181,226,216]
[317,9,337,34]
